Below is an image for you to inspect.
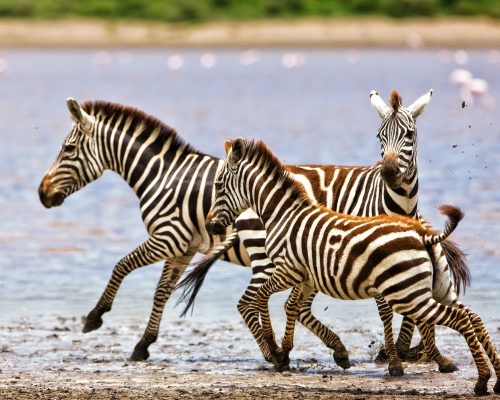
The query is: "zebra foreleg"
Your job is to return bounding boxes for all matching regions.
[130,252,195,361]
[296,291,350,369]
[374,295,404,376]
[254,266,302,371]
[281,284,315,367]
[82,238,173,333]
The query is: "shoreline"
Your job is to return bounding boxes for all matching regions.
[1,17,500,48]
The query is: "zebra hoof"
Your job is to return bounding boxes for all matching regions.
[130,345,150,361]
[375,348,388,364]
[403,344,424,362]
[439,363,459,374]
[388,363,404,377]
[333,353,351,369]
[82,315,103,333]
[474,376,490,396]
[493,379,500,394]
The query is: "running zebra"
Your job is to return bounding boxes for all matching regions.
[38,99,250,360]
[203,137,500,396]
[179,90,469,366]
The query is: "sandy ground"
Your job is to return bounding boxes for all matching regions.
[1,315,499,399]
[1,17,500,48]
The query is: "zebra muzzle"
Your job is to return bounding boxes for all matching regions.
[205,218,227,235]
[381,154,403,189]
[38,177,65,208]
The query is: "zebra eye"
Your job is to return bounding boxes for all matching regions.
[405,130,414,138]
[214,181,224,191]
[63,144,77,153]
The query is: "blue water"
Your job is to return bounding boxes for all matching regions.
[0,48,499,334]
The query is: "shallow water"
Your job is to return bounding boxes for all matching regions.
[0,49,499,368]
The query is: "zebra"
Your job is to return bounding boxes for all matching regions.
[39,98,382,364]
[38,99,251,360]
[178,90,469,369]
[203,137,500,396]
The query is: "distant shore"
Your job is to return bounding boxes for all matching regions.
[1,17,500,48]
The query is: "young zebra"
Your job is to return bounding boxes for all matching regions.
[204,137,500,396]
[179,90,468,368]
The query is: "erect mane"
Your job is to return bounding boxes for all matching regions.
[243,139,312,204]
[81,100,203,156]
[390,90,402,111]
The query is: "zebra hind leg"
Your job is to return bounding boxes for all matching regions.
[374,295,403,376]
[460,305,500,394]
[130,253,194,361]
[405,300,491,396]
[297,291,351,369]
[415,323,458,373]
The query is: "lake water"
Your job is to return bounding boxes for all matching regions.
[0,49,499,364]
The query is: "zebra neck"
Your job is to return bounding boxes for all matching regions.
[245,167,308,233]
[100,119,202,200]
[382,170,418,217]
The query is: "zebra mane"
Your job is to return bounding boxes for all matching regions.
[390,90,402,111]
[81,100,203,156]
[244,139,312,205]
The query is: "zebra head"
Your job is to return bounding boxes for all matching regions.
[206,138,249,235]
[370,89,432,190]
[39,98,104,208]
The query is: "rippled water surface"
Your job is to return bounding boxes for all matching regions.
[0,49,499,358]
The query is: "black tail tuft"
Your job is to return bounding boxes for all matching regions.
[176,254,219,318]
[441,239,470,296]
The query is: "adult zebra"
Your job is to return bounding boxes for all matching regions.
[179,90,469,367]
[38,99,250,360]
[203,137,500,396]
[39,98,373,363]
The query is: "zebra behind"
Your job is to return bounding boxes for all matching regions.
[205,137,500,396]
[179,90,469,367]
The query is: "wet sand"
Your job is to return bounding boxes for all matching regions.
[1,17,500,48]
[1,315,499,399]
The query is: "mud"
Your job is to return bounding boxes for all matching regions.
[1,315,499,399]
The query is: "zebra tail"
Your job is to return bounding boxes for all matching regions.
[423,205,464,246]
[176,232,239,317]
[441,239,470,296]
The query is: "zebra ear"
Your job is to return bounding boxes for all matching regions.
[227,138,246,167]
[370,90,391,119]
[224,140,232,155]
[407,89,433,119]
[66,98,94,132]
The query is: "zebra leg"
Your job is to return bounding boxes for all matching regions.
[297,291,351,369]
[374,295,403,376]
[82,237,176,333]
[254,266,302,371]
[281,284,315,367]
[237,265,276,362]
[415,323,458,373]
[401,300,491,396]
[459,304,500,393]
[130,251,195,361]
